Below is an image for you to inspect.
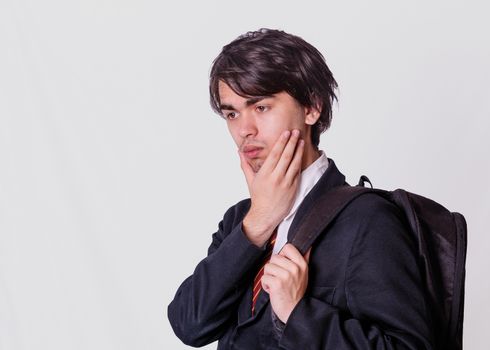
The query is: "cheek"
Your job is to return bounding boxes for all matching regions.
[261,117,302,145]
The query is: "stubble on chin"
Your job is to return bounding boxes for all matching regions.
[250,159,263,173]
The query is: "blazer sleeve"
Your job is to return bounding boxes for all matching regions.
[167,200,265,347]
[278,196,435,350]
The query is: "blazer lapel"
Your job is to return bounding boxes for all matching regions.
[251,287,269,318]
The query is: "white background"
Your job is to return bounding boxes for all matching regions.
[1,0,489,349]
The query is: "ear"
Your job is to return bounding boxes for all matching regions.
[304,104,322,126]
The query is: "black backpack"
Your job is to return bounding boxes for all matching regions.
[290,176,467,350]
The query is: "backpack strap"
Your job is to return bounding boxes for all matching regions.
[290,184,374,255]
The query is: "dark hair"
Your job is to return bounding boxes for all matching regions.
[209,28,338,147]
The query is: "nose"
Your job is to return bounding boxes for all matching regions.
[238,112,257,139]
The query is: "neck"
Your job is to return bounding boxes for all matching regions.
[301,145,321,171]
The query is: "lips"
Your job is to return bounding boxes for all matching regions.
[242,145,263,159]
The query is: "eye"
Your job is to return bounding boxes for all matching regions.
[225,112,237,120]
[256,105,269,113]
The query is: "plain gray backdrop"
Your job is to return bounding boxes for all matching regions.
[1,0,488,349]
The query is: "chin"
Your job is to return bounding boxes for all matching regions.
[251,159,263,173]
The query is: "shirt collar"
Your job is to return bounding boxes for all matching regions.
[284,150,329,220]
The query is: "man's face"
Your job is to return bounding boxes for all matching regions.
[218,81,317,173]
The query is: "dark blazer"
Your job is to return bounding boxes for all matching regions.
[168,159,434,349]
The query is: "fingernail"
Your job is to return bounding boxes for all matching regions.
[283,130,290,138]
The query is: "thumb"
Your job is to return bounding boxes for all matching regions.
[238,150,255,192]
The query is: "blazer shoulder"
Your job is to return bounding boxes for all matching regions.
[341,191,403,222]
[334,191,409,243]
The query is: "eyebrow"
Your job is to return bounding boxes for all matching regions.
[219,96,271,111]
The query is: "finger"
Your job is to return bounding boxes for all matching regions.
[279,243,307,267]
[284,138,305,185]
[264,260,290,280]
[269,254,300,276]
[273,129,301,176]
[238,150,255,190]
[261,275,274,293]
[259,130,291,172]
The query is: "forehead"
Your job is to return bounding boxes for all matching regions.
[218,81,250,101]
[218,81,266,109]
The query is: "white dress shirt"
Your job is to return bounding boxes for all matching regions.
[272,150,329,255]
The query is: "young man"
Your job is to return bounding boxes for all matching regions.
[168,29,434,349]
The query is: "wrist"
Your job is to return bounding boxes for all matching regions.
[242,211,276,247]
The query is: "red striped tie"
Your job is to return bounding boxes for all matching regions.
[252,229,277,315]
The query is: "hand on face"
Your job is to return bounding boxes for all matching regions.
[239,129,304,246]
[262,244,312,323]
